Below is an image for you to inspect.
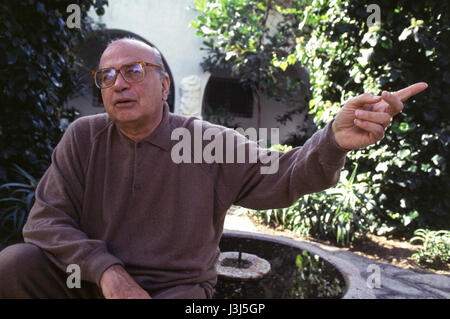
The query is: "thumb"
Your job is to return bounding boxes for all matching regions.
[348,93,382,109]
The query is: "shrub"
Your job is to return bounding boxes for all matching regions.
[0,0,107,182]
[0,0,108,244]
[410,229,450,269]
[0,165,38,246]
[290,0,449,232]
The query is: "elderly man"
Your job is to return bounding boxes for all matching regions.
[0,38,427,299]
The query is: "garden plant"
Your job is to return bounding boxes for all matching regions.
[0,0,108,247]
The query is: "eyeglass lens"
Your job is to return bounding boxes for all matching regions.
[96,63,144,88]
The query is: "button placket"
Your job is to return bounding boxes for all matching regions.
[133,142,143,193]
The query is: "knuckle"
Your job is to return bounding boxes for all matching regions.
[382,114,391,125]
[355,93,368,102]
[357,110,367,118]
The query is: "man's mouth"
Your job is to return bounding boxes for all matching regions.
[114,99,136,107]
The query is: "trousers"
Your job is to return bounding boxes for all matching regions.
[0,243,212,299]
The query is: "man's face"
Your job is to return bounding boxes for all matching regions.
[98,41,170,129]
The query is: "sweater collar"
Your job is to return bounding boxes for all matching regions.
[140,102,172,152]
[114,102,172,152]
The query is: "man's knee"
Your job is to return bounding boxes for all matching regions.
[0,243,48,280]
[0,243,103,298]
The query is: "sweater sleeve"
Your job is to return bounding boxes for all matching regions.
[219,120,349,210]
[22,119,124,286]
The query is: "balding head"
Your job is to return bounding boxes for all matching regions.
[100,37,167,78]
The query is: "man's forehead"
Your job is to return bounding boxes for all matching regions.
[99,40,156,68]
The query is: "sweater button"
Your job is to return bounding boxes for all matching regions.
[134,184,142,191]
[137,142,142,148]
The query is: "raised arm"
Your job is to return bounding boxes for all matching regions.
[217,82,428,211]
[216,120,348,210]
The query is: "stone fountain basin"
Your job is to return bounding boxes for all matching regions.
[220,229,376,299]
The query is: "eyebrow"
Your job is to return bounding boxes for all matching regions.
[98,60,157,70]
[98,56,151,69]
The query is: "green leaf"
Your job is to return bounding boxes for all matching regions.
[287,54,297,65]
[279,61,288,71]
[398,28,412,41]
[357,48,373,67]
[398,122,410,132]
[190,21,199,29]
[375,162,389,173]
[397,149,411,159]
[194,0,206,12]
[0,183,34,189]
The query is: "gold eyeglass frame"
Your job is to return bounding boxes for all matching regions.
[91,61,163,89]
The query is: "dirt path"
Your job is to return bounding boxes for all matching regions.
[249,218,450,275]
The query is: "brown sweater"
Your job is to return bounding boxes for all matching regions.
[23,103,347,292]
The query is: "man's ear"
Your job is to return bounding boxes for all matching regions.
[161,75,170,101]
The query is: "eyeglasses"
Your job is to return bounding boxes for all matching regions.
[91,61,163,89]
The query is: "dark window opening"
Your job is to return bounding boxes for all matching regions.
[204,77,253,118]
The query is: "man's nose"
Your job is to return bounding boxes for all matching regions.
[113,72,130,91]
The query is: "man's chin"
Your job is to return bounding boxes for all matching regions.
[108,109,140,125]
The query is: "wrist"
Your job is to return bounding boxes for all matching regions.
[99,265,151,299]
[330,119,351,152]
[100,264,130,297]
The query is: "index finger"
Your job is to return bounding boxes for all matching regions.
[393,82,428,102]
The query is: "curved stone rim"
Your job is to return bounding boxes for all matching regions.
[222,229,376,299]
[216,251,271,281]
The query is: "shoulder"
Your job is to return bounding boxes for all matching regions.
[168,112,230,134]
[66,112,112,142]
[54,113,112,163]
